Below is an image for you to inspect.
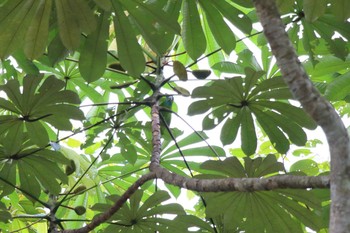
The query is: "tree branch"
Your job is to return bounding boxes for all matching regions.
[62,172,156,233]
[253,0,350,232]
[152,166,329,191]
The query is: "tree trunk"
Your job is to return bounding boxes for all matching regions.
[253,0,350,232]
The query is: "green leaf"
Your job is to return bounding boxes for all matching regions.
[220,111,242,145]
[303,0,326,22]
[67,0,97,35]
[112,0,145,77]
[182,0,206,60]
[327,38,349,61]
[173,61,188,81]
[12,51,39,75]
[255,101,317,130]
[0,97,20,114]
[199,0,236,55]
[201,157,246,177]
[93,0,111,11]
[191,69,211,79]
[252,107,290,154]
[241,107,256,156]
[25,121,49,147]
[118,0,179,55]
[47,33,69,66]
[24,0,52,59]
[3,121,24,155]
[0,164,16,197]
[290,159,319,176]
[212,61,244,74]
[79,11,110,83]
[119,0,180,35]
[330,0,350,21]
[252,105,307,146]
[0,0,38,58]
[17,160,41,199]
[325,71,350,100]
[55,0,81,50]
[211,0,252,34]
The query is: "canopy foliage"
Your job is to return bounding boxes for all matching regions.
[0,0,349,232]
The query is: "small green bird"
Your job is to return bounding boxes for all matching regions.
[159,96,174,135]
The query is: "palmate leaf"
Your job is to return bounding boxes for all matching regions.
[118,0,180,56]
[270,1,350,62]
[198,0,236,55]
[181,0,251,61]
[188,67,316,155]
[0,75,84,147]
[91,190,212,232]
[0,135,70,199]
[199,155,325,233]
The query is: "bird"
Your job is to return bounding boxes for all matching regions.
[159,95,174,135]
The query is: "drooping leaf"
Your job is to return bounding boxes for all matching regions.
[79,11,110,83]
[182,0,206,60]
[0,0,38,58]
[55,0,81,50]
[173,60,188,81]
[192,69,211,79]
[24,0,52,59]
[112,0,145,77]
[199,0,236,55]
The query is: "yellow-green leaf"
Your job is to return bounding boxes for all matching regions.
[173,61,188,81]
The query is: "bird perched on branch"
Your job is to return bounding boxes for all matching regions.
[159,95,174,135]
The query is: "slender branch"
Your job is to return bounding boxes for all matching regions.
[79,101,149,108]
[160,113,194,177]
[160,113,219,232]
[62,167,149,202]
[170,110,223,161]
[62,172,156,233]
[9,218,45,233]
[0,177,49,207]
[56,131,116,210]
[17,105,141,159]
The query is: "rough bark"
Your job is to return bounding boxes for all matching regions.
[253,0,350,232]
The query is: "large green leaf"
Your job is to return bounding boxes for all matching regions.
[0,75,84,146]
[91,190,210,232]
[188,67,315,154]
[211,0,252,35]
[0,0,38,58]
[54,0,81,50]
[198,0,236,55]
[112,0,145,77]
[79,11,110,83]
[24,0,52,59]
[200,156,325,232]
[182,0,206,60]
